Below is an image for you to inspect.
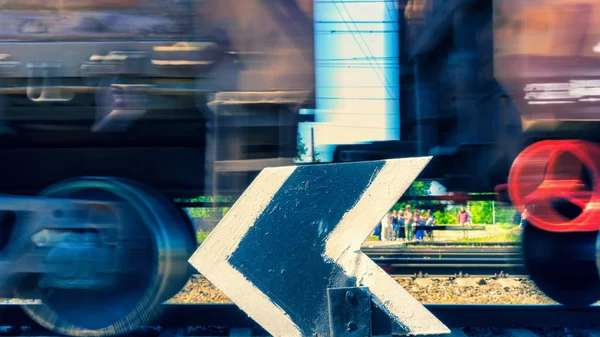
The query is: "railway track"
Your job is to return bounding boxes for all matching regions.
[400,241,520,248]
[0,303,597,336]
[184,247,526,278]
[362,247,526,277]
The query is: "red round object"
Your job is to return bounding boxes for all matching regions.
[508,140,600,232]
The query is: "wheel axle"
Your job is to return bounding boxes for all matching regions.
[0,177,196,336]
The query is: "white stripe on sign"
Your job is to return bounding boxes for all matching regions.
[324,157,449,335]
[188,165,302,337]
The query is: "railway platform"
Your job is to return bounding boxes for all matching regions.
[363,225,521,248]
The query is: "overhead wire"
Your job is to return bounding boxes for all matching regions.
[310,0,401,140]
[330,0,400,106]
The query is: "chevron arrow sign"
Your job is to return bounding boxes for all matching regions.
[189,157,449,337]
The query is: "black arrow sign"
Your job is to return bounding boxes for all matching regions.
[189,158,449,337]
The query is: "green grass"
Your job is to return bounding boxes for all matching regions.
[452,232,521,243]
[498,223,519,230]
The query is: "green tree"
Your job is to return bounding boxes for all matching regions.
[296,134,308,161]
[495,204,517,224]
[434,207,458,224]
[296,133,321,162]
[390,180,436,211]
[467,201,493,225]
[313,148,322,163]
[409,180,432,196]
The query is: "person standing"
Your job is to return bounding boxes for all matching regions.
[404,205,414,241]
[390,210,399,241]
[397,211,406,241]
[380,211,392,241]
[415,211,425,241]
[458,206,469,239]
[374,222,381,239]
[425,210,436,240]
[520,208,528,228]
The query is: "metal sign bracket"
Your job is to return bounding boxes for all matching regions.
[327,287,372,337]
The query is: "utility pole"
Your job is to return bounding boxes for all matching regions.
[311,127,316,162]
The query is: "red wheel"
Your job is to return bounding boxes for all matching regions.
[508,140,600,233]
[509,140,600,306]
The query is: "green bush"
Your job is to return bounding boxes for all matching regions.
[434,208,458,224]
[196,230,210,244]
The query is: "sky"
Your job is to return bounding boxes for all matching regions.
[297,0,401,162]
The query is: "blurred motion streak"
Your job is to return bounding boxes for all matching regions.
[494,0,600,125]
[508,140,600,233]
[0,1,316,335]
[0,0,315,200]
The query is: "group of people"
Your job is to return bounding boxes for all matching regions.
[375,205,476,241]
[375,205,436,242]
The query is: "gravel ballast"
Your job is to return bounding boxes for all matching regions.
[168,275,556,304]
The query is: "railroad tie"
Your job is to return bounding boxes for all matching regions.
[428,328,470,337]
[228,328,253,336]
[448,328,470,337]
[505,328,541,337]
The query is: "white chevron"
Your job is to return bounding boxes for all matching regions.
[188,157,450,337]
[189,165,300,336]
[324,157,449,335]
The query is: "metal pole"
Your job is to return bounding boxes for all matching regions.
[492,201,496,236]
[311,127,316,162]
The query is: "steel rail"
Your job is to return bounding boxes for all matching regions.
[362,248,520,255]
[364,247,525,276]
[0,303,598,335]
[179,247,526,277]
[401,241,519,247]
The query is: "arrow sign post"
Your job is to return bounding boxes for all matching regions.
[189,158,450,337]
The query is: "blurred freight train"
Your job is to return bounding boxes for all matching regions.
[336,0,600,192]
[1,0,600,335]
[0,0,315,199]
[0,0,315,335]
[332,0,600,308]
[495,0,600,309]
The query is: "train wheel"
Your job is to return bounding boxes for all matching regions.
[15,177,195,336]
[522,222,600,306]
[508,140,600,232]
[509,140,600,306]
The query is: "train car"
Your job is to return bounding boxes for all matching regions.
[0,0,315,335]
[329,0,600,308]
[494,0,600,308]
[0,0,315,199]
[333,0,524,194]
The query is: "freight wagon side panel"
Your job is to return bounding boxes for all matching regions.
[494,0,600,140]
[0,0,316,198]
[0,0,194,40]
